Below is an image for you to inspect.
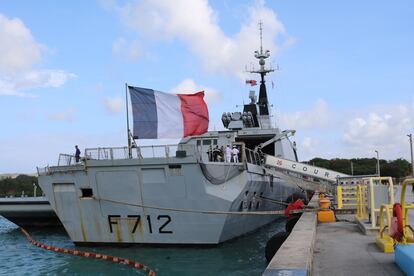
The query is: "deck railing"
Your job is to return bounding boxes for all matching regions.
[37,166,50,176]
[84,144,197,161]
[190,146,261,165]
[37,144,197,175]
[38,145,262,175]
[58,154,77,166]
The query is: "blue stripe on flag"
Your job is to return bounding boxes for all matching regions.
[128,86,157,139]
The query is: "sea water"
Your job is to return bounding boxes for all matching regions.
[0,217,285,275]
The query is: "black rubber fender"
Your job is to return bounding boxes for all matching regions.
[285,215,300,233]
[265,231,290,263]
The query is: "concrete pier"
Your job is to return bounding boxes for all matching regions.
[263,187,414,275]
[263,196,318,275]
[312,217,402,275]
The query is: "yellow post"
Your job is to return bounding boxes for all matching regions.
[356,185,365,219]
[356,184,368,220]
[356,185,361,219]
[378,205,392,238]
[369,178,376,228]
[337,186,343,209]
[356,185,360,218]
[376,204,394,253]
[361,185,367,219]
[400,179,414,242]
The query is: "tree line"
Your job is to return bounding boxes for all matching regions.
[0,174,41,197]
[306,157,412,179]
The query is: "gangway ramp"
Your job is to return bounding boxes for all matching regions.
[264,155,349,190]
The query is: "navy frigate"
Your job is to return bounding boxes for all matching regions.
[36,25,333,245]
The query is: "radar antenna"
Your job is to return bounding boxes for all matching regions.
[248,21,275,116]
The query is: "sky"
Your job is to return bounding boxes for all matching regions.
[1,0,414,173]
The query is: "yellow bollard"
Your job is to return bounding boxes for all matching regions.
[319,198,331,209]
[318,198,336,223]
[337,186,343,209]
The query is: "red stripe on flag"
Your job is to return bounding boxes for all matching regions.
[177,92,209,137]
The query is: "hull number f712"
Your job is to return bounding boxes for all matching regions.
[107,215,173,234]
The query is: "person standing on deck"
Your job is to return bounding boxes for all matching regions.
[232,145,240,163]
[225,145,232,163]
[75,145,81,163]
[206,145,213,161]
[219,146,225,162]
[213,146,220,162]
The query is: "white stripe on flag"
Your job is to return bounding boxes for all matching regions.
[154,91,184,138]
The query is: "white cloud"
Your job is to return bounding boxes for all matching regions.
[0,70,77,96]
[170,78,222,104]
[0,13,75,96]
[299,136,319,159]
[277,99,414,161]
[0,14,42,74]
[112,37,142,61]
[47,108,76,122]
[342,103,414,157]
[103,96,122,114]
[111,0,290,78]
[277,99,333,130]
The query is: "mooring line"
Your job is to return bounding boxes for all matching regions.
[20,228,156,276]
[98,198,311,215]
[259,196,289,206]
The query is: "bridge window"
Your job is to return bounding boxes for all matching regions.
[202,140,211,146]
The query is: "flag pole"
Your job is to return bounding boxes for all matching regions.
[125,83,132,158]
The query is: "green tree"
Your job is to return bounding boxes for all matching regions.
[0,175,42,197]
[307,157,411,178]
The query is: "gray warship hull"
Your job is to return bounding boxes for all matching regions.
[37,27,308,245]
[38,147,299,245]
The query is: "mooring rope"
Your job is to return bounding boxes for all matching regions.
[259,196,289,206]
[98,198,311,215]
[20,228,156,276]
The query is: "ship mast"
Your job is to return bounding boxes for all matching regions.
[248,21,274,116]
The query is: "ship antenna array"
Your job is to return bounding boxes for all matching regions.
[244,21,277,116]
[248,20,275,76]
[259,20,263,55]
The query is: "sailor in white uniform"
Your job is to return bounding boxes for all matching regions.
[232,145,239,163]
[225,145,232,163]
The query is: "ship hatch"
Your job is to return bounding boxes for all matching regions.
[81,188,93,198]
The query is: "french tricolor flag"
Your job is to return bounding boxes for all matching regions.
[129,86,209,139]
